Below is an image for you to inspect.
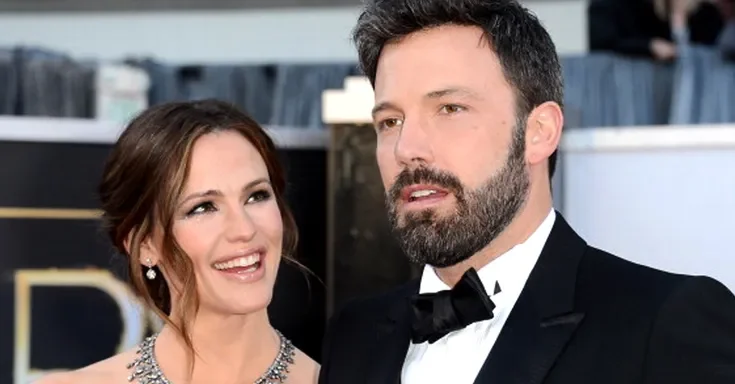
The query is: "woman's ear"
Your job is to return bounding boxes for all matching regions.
[123,231,159,267]
[139,239,160,267]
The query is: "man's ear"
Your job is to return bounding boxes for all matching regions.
[524,101,563,167]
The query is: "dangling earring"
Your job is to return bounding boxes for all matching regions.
[145,258,157,280]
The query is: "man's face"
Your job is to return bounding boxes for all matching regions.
[372,25,530,267]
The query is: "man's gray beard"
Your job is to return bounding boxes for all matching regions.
[386,125,530,268]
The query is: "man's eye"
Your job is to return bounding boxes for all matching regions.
[376,118,403,131]
[439,104,465,114]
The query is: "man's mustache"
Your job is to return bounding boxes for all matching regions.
[388,167,464,203]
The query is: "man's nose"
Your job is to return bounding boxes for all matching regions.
[394,119,434,168]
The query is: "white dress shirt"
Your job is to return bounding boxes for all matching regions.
[400,209,556,384]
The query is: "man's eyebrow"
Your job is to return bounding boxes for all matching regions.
[372,101,401,118]
[371,87,482,118]
[425,87,482,100]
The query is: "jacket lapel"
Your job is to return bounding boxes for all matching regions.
[474,213,587,384]
[364,281,418,384]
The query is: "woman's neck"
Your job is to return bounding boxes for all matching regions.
[154,309,280,384]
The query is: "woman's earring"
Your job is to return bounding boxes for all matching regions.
[145,258,157,280]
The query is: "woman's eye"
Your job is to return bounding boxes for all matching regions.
[247,190,272,204]
[186,201,216,216]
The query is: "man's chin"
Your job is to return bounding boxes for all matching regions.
[398,205,457,224]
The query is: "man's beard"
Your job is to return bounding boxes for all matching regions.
[386,124,530,268]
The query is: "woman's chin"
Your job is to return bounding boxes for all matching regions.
[195,266,278,316]
[203,291,274,317]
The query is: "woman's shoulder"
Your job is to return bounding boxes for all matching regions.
[290,347,320,384]
[33,349,138,384]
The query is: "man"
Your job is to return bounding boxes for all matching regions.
[319,0,735,383]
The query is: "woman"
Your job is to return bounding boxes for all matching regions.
[37,100,319,383]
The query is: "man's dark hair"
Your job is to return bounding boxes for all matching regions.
[352,0,563,180]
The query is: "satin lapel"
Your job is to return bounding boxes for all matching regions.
[473,213,587,384]
[364,282,417,384]
[473,293,584,384]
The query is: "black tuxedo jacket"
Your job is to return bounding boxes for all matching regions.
[318,214,735,384]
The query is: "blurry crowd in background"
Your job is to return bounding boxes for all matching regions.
[589,0,735,60]
[2,0,735,132]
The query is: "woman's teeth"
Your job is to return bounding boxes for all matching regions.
[213,254,261,271]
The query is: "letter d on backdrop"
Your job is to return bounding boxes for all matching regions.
[13,269,156,384]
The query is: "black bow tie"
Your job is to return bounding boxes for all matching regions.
[409,268,497,344]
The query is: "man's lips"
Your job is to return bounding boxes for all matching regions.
[400,184,451,203]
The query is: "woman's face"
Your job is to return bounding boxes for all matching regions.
[160,130,284,315]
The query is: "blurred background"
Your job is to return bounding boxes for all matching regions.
[1,0,734,383]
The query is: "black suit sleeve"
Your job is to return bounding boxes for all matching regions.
[643,276,735,383]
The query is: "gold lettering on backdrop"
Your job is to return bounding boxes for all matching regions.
[0,207,103,220]
[14,269,161,384]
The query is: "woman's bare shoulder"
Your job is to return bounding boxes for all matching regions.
[289,348,321,384]
[33,349,138,384]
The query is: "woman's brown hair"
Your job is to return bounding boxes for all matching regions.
[98,99,298,368]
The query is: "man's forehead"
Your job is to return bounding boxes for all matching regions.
[376,29,503,89]
[374,64,506,105]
